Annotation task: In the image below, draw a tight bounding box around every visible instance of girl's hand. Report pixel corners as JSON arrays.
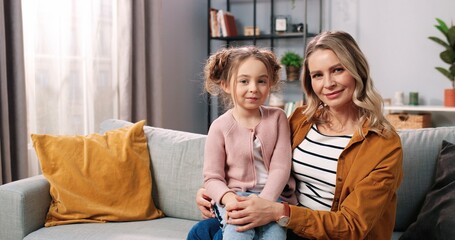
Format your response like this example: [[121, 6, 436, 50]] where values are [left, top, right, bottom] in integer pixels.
[[196, 188, 215, 219], [221, 192, 238, 221], [225, 194, 282, 232]]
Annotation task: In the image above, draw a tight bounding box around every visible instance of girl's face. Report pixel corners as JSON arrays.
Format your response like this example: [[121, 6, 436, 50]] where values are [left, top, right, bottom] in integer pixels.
[[224, 57, 270, 112], [308, 49, 356, 111]]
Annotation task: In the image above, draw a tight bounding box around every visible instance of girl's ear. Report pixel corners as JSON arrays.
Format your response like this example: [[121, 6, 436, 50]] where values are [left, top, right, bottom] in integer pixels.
[[221, 79, 231, 94]]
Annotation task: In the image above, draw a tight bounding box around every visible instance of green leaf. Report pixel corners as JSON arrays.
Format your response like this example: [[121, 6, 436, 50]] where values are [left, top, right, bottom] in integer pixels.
[[436, 25, 448, 37], [436, 18, 449, 32], [436, 67, 453, 80], [447, 27, 455, 47], [429, 36, 450, 48], [440, 49, 455, 64], [450, 64, 455, 78]]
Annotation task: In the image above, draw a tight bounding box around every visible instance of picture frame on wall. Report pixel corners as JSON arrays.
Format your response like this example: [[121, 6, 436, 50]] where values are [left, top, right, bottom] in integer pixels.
[[274, 16, 288, 32]]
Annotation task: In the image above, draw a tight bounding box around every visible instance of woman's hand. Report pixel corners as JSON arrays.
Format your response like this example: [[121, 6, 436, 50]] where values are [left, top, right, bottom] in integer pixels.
[[225, 194, 283, 232], [196, 188, 215, 219]]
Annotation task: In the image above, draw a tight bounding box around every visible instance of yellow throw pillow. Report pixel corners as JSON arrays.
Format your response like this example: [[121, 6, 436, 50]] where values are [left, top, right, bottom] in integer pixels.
[[31, 120, 164, 227]]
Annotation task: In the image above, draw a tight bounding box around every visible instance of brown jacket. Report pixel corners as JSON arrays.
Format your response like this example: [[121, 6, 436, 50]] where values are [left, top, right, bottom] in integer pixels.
[[287, 107, 403, 240]]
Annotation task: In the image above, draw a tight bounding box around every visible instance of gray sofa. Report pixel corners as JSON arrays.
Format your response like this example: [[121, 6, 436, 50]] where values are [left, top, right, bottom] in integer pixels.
[[0, 119, 454, 240]]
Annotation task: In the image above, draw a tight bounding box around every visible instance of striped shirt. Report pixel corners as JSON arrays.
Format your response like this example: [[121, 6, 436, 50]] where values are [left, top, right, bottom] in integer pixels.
[[292, 125, 351, 210]]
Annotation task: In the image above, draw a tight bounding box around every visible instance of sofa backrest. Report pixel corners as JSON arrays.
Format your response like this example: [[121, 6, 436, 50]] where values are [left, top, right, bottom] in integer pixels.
[[395, 126, 455, 231], [100, 119, 206, 221], [100, 120, 455, 229]]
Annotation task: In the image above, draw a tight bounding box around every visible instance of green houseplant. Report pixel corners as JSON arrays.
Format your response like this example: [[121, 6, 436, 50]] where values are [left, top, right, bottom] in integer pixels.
[[429, 18, 455, 106], [280, 51, 303, 81]]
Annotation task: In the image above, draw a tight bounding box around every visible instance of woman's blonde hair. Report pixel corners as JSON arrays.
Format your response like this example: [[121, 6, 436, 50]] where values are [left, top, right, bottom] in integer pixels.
[[301, 31, 394, 136], [204, 46, 281, 109]]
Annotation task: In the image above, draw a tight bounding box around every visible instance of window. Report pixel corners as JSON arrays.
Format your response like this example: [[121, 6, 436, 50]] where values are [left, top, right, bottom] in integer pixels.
[[22, 0, 126, 175]]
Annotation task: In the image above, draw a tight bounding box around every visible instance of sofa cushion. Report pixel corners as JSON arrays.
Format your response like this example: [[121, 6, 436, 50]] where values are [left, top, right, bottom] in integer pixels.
[[100, 119, 206, 221], [31, 120, 164, 227], [23, 218, 198, 240], [395, 127, 455, 231], [399, 140, 455, 239]]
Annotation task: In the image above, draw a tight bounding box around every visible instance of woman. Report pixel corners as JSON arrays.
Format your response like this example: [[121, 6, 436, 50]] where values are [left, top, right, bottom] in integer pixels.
[[188, 31, 403, 240]]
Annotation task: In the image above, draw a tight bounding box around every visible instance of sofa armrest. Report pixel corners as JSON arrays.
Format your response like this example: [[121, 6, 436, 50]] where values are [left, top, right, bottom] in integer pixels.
[[0, 175, 51, 240]]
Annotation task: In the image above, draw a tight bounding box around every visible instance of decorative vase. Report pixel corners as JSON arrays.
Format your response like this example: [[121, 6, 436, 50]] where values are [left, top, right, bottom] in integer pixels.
[[444, 89, 455, 107], [285, 66, 301, 81]]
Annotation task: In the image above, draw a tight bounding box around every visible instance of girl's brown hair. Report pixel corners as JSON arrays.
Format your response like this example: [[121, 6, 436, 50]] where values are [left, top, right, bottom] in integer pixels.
[[204, 46, 281, 109]]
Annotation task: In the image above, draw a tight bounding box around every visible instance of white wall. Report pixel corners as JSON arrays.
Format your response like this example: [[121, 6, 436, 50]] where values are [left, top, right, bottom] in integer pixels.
[[328, 0, 455, 126], [329, 0, 455, 105]]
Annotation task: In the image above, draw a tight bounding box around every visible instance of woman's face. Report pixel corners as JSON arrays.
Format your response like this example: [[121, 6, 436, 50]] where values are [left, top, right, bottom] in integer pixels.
[[308, 49, 356, 111]]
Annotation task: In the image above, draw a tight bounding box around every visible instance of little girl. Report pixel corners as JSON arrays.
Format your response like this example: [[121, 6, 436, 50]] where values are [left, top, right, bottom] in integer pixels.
[[202, 46, 296, 240]]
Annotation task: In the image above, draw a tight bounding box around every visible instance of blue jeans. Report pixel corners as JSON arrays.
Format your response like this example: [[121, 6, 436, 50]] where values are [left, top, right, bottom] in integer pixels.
[[187, 218, 307, 240], [187, 218, 222, 240], [213, 192, 286, 240]]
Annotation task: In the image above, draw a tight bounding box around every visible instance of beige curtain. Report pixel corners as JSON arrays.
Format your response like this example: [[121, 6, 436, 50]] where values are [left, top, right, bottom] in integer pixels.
[[21, 0, 160, 176], [0, 0, 28, 184], [21, 0, 136, 176], [1, 0, 158, 181], [128, 0, 158, 123]]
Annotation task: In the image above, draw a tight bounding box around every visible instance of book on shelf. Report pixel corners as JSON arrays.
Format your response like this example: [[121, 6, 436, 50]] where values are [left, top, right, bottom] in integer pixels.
[[217, 10, 228, 37], [211, 9, 238, 37], [222, 11, 238, 37], [209, 8, 220, 37]]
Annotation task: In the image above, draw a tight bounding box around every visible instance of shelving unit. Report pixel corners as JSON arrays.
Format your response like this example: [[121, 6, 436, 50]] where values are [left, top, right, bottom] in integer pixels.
[[384, 105, 455, 112], [384, 105, 455, 128], [206, 0, 322, 126]]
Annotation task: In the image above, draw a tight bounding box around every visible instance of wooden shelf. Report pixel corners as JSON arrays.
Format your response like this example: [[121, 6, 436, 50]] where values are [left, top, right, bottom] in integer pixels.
[[384, 105, 455, 112]]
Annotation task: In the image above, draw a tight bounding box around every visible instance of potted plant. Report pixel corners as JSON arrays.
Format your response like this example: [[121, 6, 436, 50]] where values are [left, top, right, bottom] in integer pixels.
[[280, 51, 303, 81], [429, 18, 455, 106]]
